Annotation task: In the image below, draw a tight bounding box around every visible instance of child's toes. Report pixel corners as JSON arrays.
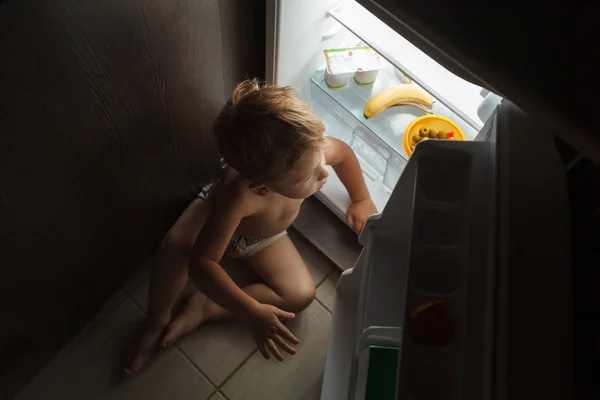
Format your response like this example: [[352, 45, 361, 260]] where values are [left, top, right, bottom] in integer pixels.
[[122, 323, 165, 375], [124, 352, 150, 375], [160, 337, 175, 349], [160, 326, 179, 348]]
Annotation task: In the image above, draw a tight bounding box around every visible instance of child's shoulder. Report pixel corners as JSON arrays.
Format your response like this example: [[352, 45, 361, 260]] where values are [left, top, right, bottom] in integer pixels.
[[323, 136, 345, 165], [211, 171, 262, 216]]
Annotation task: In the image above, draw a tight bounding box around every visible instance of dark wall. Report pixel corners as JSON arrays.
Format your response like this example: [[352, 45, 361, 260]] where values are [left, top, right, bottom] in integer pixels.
[[0, 0, 264, 347]]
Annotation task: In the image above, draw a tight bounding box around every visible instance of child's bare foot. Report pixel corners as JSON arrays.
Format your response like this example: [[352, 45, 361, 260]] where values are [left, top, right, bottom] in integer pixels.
[[123, 321, 166, 375], [161, 291, 212, 348]]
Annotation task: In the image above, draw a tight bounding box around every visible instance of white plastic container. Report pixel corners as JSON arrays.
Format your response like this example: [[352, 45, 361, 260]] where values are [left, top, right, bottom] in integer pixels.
[[353, 69, 379, 85], [324, 46, 385, 88], [324, 68, 352, 89]]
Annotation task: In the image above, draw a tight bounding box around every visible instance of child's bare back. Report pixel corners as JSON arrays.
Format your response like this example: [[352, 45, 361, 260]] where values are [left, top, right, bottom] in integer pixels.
[[123, 79, 377, 374]]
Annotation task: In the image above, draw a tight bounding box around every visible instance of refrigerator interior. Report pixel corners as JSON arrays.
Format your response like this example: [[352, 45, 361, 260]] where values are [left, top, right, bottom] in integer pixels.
[[267, 0, 502, 219]]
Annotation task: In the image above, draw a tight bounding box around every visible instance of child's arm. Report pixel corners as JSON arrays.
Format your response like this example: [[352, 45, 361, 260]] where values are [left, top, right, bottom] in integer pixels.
[[324, 137, 378, 232], [188, 187, 298, 357], [188, 196, 256, 317]]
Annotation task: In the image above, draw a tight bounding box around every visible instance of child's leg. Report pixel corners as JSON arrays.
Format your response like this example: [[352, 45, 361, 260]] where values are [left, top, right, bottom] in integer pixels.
[[162, 234, 315, 343], [124, 198, 209, 374]]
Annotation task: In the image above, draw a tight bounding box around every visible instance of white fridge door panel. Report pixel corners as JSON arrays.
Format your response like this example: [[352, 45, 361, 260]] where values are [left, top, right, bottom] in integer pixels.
[[267, 0, 357, 101]]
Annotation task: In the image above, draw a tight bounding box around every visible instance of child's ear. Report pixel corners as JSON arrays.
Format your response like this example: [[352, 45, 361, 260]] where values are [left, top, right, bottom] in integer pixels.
[[249, 182, 269, 196]]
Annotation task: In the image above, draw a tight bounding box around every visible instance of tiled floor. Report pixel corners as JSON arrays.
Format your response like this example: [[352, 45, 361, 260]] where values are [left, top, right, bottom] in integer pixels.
[[16, 230, 341, 400]]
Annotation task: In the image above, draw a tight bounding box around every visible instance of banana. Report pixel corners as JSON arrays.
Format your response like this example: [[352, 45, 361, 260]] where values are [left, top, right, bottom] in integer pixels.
[[364, 84, 433, 119]]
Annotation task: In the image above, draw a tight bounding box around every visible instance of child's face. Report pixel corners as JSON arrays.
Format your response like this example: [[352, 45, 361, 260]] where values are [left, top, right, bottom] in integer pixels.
[[268, 149, 329, 199]]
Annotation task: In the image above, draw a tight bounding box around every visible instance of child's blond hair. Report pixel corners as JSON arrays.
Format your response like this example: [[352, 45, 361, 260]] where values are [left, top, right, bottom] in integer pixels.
[[214, 79, 325, 183]]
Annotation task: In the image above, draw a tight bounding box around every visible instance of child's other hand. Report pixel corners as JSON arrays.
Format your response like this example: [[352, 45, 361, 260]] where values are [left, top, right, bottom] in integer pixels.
[[347, 197, 378, 233], [245, 303, 299, 361]]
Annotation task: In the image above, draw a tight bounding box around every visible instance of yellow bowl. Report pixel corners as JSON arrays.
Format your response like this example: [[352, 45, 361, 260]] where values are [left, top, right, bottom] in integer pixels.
[[403, 115, 466, 156]]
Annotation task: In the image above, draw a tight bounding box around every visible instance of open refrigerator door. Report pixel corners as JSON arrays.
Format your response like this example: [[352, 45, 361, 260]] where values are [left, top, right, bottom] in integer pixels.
[[267, 0, 502, 220], [318, 107, 498, 400]]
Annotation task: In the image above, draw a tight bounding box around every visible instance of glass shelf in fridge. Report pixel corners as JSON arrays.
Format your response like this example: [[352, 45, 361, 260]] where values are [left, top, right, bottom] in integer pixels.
[[310, 66, 478, 192]]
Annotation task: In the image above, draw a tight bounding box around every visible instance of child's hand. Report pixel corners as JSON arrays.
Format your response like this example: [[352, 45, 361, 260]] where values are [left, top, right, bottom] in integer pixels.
[[244, 303, 299, 361], [347, 197, 378, 232]]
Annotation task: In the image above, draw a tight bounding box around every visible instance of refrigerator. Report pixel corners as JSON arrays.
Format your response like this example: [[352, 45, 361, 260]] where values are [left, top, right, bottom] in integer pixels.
[[266, 1, 574, 399]]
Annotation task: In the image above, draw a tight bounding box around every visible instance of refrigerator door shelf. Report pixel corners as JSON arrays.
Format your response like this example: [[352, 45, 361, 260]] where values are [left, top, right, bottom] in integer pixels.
[[328, 1, 492, 130], [345, 138, 496, 400]]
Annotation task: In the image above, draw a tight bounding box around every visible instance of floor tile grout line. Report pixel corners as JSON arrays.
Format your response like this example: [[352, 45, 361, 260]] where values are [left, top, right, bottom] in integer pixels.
[[314, 298, 333, 315], [174, 345, 219, 391], [127, 294, 223, 392], [130, 294, 148, 314], [315, 267, 336, 289], [126, 264, 333, 395], [126, 283, 145, 297], [126, 296, 220, 391], [315, 266, 335, 288], [217, 389, 231, 400], [217, 347, 259, 390]]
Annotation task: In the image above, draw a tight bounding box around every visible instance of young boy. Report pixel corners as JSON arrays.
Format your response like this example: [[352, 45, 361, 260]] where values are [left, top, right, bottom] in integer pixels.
[[124, 79, 377, 374]]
